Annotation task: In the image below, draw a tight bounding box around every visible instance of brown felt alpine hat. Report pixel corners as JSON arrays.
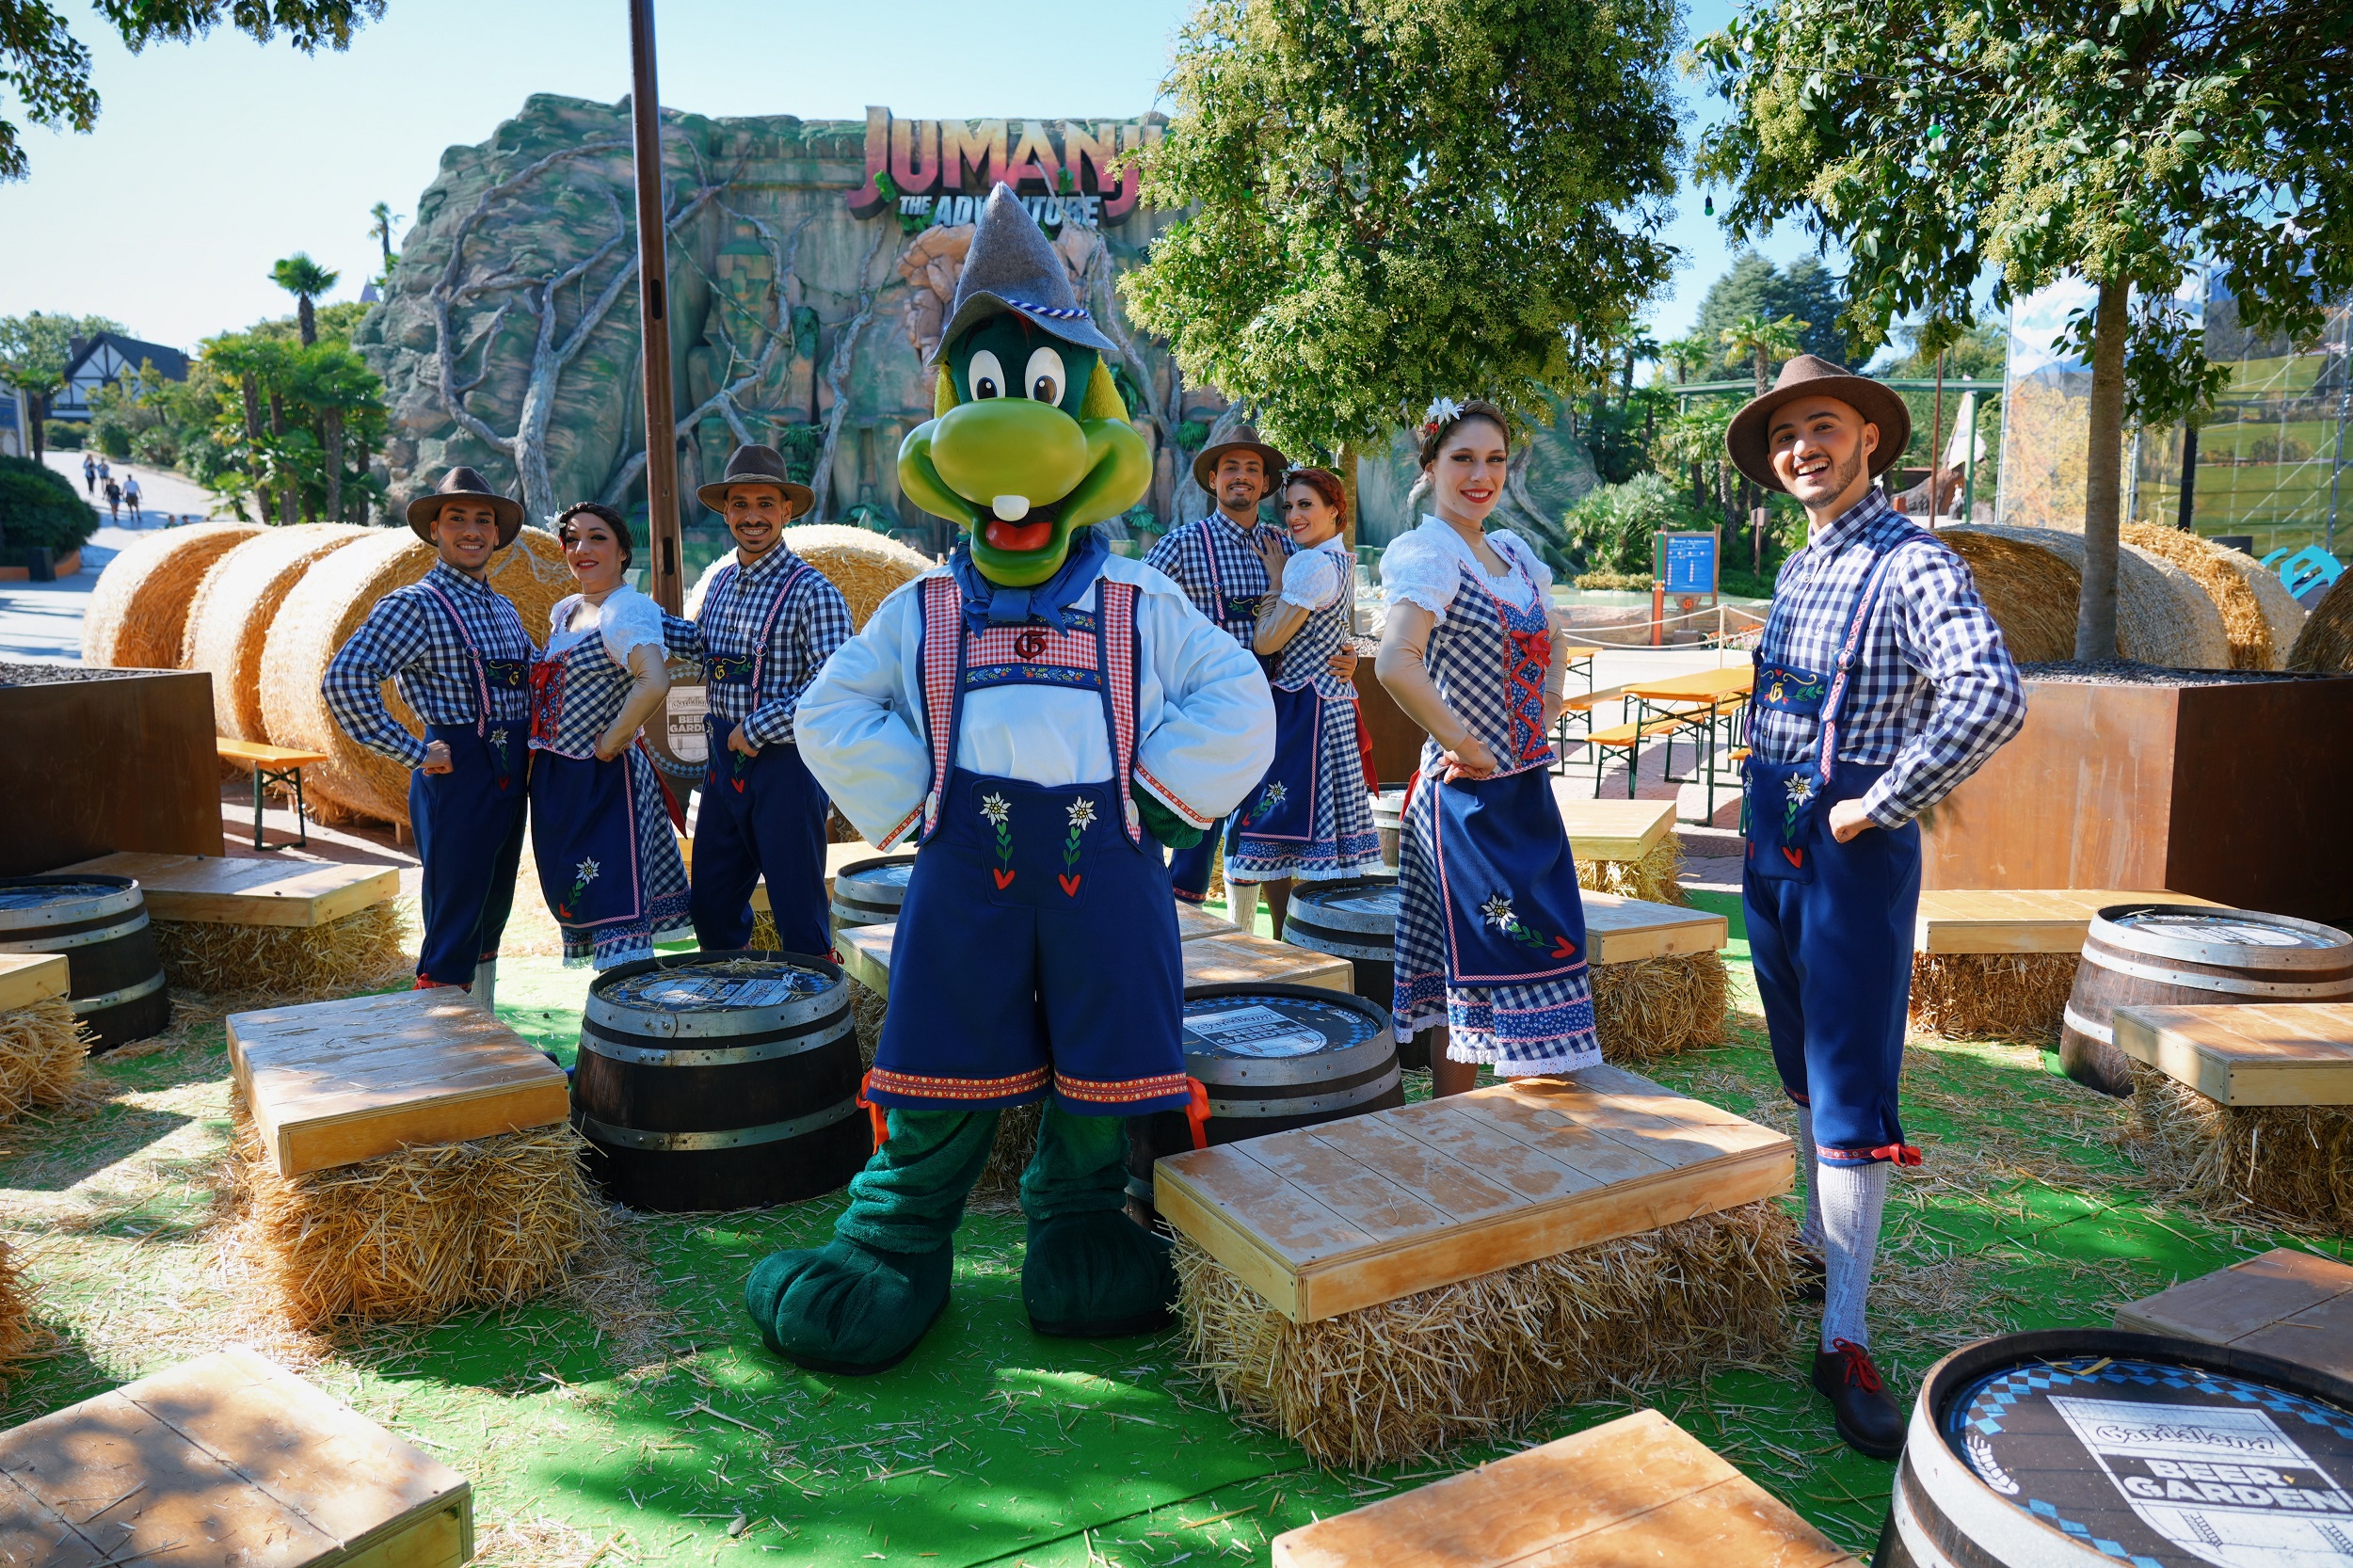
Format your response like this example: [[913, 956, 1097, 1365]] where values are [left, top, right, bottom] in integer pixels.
[[696, 443, 815, 520], [1192, 425, 1289, 494], [1725, 355, 1913, 493], [405, 466, 524, 546]]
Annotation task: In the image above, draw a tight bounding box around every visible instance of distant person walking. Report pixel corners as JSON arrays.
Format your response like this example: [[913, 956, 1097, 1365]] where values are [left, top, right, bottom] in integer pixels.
[[82, 456, 95, 495], [123, 474, 142, 522], [103, 479, 121, 522], [97, 456, 111, 484]]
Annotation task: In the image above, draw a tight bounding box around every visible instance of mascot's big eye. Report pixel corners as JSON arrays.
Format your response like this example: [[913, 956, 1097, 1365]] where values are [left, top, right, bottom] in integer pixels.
[[1024, 346, 1065, 406], [968, 350, 1005, 401]]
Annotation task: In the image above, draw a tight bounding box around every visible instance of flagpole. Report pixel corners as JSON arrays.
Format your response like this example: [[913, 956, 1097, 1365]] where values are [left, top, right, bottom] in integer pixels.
[[629, 0, 683, 614]]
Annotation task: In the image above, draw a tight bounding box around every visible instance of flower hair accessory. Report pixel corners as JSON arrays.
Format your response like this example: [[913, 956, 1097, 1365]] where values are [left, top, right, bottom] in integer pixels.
[[1420, 396, 1465, 437]]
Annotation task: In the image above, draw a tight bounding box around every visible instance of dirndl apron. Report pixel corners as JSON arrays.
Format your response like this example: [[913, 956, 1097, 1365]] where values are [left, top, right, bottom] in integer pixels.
[[1391, 552, 1599, 1074]]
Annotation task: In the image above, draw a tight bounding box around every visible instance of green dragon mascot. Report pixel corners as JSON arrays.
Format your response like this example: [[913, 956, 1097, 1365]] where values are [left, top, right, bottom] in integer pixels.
[[746, 184, 1275, 1374]]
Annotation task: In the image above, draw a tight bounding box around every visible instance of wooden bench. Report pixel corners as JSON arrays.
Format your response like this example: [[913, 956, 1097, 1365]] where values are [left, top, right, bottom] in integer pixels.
[[1583, 890, 1726, 965], [0, 953, 67, 1015], [2111, 1001, 2353, 1106], [838, 919, 1350, 1002], [2116, 1249, 2353, 1381], [216, 737, 331, 850], [1272, 1409, 1858, 1568], [1554, 792, 1677, 866], [1913, 888, 2218, 953], [0, 1347, 472, 1568]]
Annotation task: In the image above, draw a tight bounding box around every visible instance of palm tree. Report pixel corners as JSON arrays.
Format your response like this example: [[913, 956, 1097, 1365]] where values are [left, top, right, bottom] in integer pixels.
[[1661, 334, 1714, 387], [1618, 330, 1660, 402], [269, 254, 340, 346], [368, 203, 401, 283], [1720, 312, 1809, 397]]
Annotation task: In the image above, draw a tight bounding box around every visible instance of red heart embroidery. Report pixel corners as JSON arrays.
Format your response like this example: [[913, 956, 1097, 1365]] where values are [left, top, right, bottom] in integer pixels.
[[992, 868, 1016, 889], [1058, 873, 1081, 897], [1551, 936, 1577, 959], [1782, 846, 1803, 868]]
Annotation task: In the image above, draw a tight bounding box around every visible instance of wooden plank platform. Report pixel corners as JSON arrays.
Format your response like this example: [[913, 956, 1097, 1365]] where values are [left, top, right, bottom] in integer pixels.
[[0, 953, 67, 1014], [1176, 902, 1234, 942], [1913, 888, 2218, 954], [0, 1346, 472, 1568], [2110, 1002, 2353, 1106], [838, 920, 1350, 1000], [228, 989, 571, 1177], [1582, 890, 1726, 965], [64, 852, 398, 929], [2116, 1249, 2353, 1381], [1552, 792, 1677, 864], [1156, 1062, 1792, 1322], [1272, 1408, 1857, 1568]]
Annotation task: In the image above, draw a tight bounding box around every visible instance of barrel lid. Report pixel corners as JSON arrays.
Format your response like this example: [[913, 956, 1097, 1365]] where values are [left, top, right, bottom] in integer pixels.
[[0, 876, 142, 925], [1289, 878, 1400, 932], [838, 856, 917, 891], [2095, 904, 2353, 969], [1180, 984, 1391, 1085], [1937, 1346, 2353, 1565], [589, 954, 843, 1038]]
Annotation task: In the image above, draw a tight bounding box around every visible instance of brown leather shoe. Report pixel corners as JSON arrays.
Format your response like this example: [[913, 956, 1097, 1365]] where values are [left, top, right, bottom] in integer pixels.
[[1812, 1338, 1905, 1460]]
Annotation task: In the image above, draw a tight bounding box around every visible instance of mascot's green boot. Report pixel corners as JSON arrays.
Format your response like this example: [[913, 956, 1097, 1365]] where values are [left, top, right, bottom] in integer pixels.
[[746, 1103, 1176, 1372]]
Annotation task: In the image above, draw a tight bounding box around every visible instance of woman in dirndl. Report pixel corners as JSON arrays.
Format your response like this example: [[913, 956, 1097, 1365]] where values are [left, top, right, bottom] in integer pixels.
[[1375, 400, 1596, 1096], [1225, 468, 1385, 936], [527, 503, 694, 968]]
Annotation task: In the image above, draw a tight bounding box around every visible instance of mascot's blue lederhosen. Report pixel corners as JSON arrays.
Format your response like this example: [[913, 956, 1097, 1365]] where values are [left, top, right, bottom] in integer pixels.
[[1742, 542, 1923, 1167], [408, 579, 531, 988], [690, 556, 832, 957], [865, 574, 1191, 1116], [1227, 547, 1382, 885], [1160, 520, 1289, 903], [1392, 553, 1600, 1071], [527, 621, 694, 968]]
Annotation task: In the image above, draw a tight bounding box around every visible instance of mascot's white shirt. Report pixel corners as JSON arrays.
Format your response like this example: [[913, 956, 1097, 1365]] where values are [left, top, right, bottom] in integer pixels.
[[798, 553, 1274, 849]]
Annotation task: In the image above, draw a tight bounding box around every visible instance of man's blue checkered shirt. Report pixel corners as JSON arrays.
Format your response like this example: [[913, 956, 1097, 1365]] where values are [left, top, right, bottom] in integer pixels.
[[671, 544, 854, 749], [1749, 488, 2026, 828], [320, 561, 535, 770]]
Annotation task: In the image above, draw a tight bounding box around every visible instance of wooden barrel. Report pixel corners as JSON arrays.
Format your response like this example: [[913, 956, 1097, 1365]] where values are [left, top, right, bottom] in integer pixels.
[[1876, 1327, 2353, 1567], [2059, 903, 2353, 1096], [1126, 982, 1405, 1216], [571, 952, 870, 1212], [1371, 788, 1406, 870], [1281, 875, 1425, 1068], [830, 855, 917, 932], [0, 874, 169, 1051]]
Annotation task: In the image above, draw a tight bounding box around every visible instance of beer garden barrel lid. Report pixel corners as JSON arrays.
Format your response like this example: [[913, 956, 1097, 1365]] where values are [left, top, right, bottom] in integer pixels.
[[600, 958, 834, 1013], [840, 858, 917, 889], [0, 879, 130, 909], [1181, 989, 1383, 1063]]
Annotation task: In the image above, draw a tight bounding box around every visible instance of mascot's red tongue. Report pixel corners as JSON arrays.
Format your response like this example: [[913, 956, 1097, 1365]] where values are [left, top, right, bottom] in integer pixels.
[[984, 518, 1053, 552]]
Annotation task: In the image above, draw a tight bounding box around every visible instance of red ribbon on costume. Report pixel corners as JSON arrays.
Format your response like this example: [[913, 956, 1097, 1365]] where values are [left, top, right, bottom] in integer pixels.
[[1872, 1144, 1924, 1167], [1183, 1078, 1211, 1151], [857, 1070, 888, 1154]]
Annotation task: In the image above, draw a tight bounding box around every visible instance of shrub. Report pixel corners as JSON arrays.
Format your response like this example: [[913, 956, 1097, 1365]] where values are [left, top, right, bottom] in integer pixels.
[[1561, 472, 1707, 575], [1573, 569, 1655, 591], [0, 455, 97, 552], [43, 422, 84, 451], [96, 422, 131, 458]]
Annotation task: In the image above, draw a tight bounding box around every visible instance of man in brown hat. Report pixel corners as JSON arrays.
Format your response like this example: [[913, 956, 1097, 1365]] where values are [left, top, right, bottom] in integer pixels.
[[324, 467, 536, 1008], [674, 443, 855, 955], [1725, 356, 2025, 1458]]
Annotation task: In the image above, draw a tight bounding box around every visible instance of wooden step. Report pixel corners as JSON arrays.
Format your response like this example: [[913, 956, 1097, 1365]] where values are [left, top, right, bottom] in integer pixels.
[[1272, 1408, 1856, 1568], [2111, 1001, 2353, 1106], [1176, 902, 1236, 942], [1156, 1062, 1791, 1323], [0, 1346, 471, 1568], [2116, 1248, 2353, 1381], [216, 737, 331, 769], [0, 953, 67, 1014], [64, 852, 397, 930], [1581, 890, 1725, 965], [1913, 887, 2218, 954], [228, 989, 570, 1177], [839, 920, 1351, 1001], [1551, 792, 1677, 863]]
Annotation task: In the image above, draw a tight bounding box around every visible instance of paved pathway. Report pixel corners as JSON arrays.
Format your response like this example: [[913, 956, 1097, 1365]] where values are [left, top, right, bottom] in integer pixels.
[[42, 450, 226, 527], [1, 456, 239, 664]]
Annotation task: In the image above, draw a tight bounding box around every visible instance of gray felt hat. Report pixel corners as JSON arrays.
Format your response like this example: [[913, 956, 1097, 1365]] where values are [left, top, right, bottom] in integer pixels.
[[929, 183, 1119, 365]]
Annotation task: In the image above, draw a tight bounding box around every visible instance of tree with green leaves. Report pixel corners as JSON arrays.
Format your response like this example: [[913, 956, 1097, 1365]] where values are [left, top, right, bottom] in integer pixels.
[[1693, 252, 1849, 371], [1696, 0, 2353, 661], [0, 310, 124, 458], [269, 254, 340, 347], [1720, 311, 1809, 397], [1122, 0, 1683, 543], [1, 2, 385, 181], [1659, 333, 1716, 386], [368, 201, 401, 283]]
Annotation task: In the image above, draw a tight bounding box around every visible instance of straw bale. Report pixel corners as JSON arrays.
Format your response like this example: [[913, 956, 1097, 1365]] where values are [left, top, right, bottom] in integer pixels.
[[2121, 523, 2277, 670], [1941, 524, 2232, 668], [1577, 834, 1686, 905], [2122, 1062, 2353, 1230], [81, 521, 264, 669], [1593, 952, 1729, 1062], [1176, 1198, 1795, 1467], [0, 998, 88, 1122], [686, 523, 933, 631], [0, 1237, 39, 1385], [152, 904, 408, 1000], [260, 527, 571, 825], [2289, 570, 2353, 674], [181, 523, 370, 738], [2220, 552, 2309, 669], [228, 1107, 597, 1328], [749, 908, 779, 952], [1910, 952, 2079, 1043]]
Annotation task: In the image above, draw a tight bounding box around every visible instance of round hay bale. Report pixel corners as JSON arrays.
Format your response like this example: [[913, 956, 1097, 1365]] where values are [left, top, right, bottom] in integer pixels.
[[2289, 569, 2353, 674], [181, 524, 371, 739], [686, 524, 933, 631], [2121, 522, 2276, 670], [260, 527, 572, 826], [81, 521, 264, 668], [1939, 524, 2231, 668], [2218, 551, 2309, 669]]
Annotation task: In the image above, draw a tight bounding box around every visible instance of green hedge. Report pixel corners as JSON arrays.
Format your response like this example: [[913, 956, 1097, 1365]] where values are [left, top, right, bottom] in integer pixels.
[[0, 456, 98, 552]]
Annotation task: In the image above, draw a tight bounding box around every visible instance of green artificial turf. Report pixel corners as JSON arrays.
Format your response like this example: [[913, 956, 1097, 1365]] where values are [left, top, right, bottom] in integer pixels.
[[2, 942, 2345, 1565]]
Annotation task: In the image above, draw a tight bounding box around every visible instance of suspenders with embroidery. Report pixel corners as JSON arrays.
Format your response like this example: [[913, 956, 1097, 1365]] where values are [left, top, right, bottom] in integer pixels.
[[702, 558, 809, 788], [422, 580, 529, 787], [916, 574, 1144, 849]]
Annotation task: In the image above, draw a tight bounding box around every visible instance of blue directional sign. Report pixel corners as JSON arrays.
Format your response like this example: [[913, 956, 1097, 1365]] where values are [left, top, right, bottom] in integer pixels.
[[1659, 532, 1718, 597]]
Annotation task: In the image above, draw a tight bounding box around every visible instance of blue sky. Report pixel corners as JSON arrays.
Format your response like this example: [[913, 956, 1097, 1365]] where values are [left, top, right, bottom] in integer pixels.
[[0, 0, 1821, 355]]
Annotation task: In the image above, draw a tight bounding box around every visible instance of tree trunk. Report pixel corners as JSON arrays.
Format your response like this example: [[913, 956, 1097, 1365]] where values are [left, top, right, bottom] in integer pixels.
[[324, 408, 344, 522], [2075, 275, 2131, 662], [239, 374, 269, 522], [1338, 440, 1359, 552], [1754, 347, 1769, 399], [26, 393, 44, 463], [267, 392, 298, 525], [297, 296, 317, 348]]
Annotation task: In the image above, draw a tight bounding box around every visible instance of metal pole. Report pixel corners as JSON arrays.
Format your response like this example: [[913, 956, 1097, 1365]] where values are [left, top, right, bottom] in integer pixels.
[[1929, 350, 1945, 520], [630, 0, 684, 615], [2329, 311, 2349, 555]]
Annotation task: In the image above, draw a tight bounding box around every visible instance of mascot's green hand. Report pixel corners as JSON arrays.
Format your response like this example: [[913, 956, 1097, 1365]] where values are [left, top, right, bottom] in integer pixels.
[[1130, 784, 1204, 848]]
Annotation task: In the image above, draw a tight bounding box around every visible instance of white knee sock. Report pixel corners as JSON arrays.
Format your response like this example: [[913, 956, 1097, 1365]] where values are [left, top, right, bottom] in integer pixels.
[[1817, 1159, 1887, 1351], [1794, 1106, 1826, 1251]]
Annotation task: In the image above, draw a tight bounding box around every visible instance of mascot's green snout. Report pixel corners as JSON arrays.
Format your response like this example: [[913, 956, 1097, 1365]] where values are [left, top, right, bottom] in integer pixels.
[[898, 201, 1150, 587]]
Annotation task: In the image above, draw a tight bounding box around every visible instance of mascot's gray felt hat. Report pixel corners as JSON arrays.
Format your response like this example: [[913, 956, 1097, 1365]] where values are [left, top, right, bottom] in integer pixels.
[[696, 443, 815, 519], [1725, 354, 1912, 493], [931, 184, 1119, 364], [406, 466, 523, 546]]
